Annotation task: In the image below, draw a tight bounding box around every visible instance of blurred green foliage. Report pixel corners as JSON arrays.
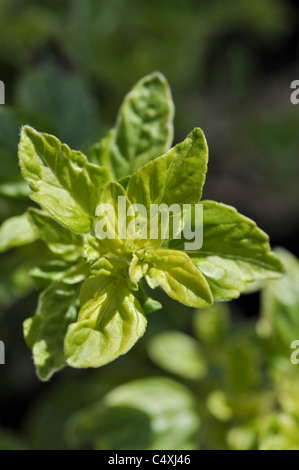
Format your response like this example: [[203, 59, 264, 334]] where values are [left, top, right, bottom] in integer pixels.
[[0, 0, 297, 229], [0, 0, 298, 450], [0, 249, 299, 450]]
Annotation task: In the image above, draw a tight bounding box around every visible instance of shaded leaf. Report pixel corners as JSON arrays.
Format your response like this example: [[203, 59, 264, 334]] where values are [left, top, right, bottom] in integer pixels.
[[29, 260, 89, 291], [23, 282, 81, 381]]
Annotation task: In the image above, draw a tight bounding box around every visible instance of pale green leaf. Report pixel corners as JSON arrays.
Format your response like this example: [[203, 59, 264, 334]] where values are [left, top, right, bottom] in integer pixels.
[[169, 201, 284, 300], [128, 254, 149, 283], [64, 276, 147, 368], [23, 282, 80, 381], [0, 212, 38, 252], [18, 126, 111, 233], [147, 249, 213, 308], [28, 208, 83, 261], [227, 426, 257, 451], [82, 233, 109, 264], [70, 377, 199, 450], [148, 331, 207, 380], [127, 127, 208, 211], [98, 72, 174, 180], [206, 390, 233, 422]]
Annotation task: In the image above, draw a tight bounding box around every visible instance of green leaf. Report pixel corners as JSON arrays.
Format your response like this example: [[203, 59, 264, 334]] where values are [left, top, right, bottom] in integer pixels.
[[128, 254, 149, 283], [227, 426, 257, 451], [88, 129, 115, 168], [127, 127, 208, 211], [0, 212, 38, 252], [224, 339, 261, 393], [258, 249, 299, 353], [24, 380, 104, 451], [0, 242, 50, 309], [18, 126, 111, 233], [28, 208, 83, 261], [193, 303, 231, 344], [23, 282, 80, 381], [97, 72, 174, 180], [148, 331, 207, 380], [134, 280, 162, 315], [206, 390, 233, 422], [64, 276, 147, 368], [69, 377, 200, 450], [118, 175, 131, 191], [103, 377, 199, 449], [258, 414, 299, 450], [82, 233, 109, 264], [29, 260, 89, 291], [147, 249, 213, 308], [90, 254, 126, 278], [169, 201, 284, 300], [0, 253, 34, 307]]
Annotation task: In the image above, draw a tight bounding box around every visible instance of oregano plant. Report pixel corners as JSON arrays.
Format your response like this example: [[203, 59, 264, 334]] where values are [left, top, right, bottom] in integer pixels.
[[0, 72, 283, 380]]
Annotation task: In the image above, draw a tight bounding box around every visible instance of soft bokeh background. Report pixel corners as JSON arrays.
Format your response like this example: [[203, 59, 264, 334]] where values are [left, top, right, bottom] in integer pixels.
[[0, 0, 298, 450]]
